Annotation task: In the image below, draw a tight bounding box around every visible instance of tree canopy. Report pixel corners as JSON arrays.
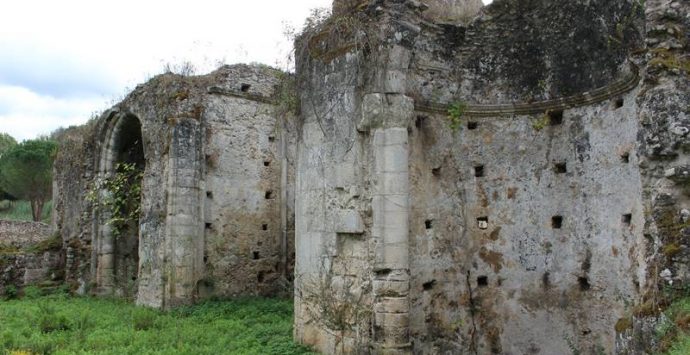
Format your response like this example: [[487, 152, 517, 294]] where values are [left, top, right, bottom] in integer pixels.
[[0, 139, 57, 221], [0, 132, 17, 159], [0, 133, 18, 201]]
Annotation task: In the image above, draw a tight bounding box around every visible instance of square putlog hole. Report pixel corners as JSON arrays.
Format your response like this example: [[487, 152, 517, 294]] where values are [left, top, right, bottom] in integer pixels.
[[621, 152, 630, 163], [552, 216, 563, 229], [262, 224, 268, 231], [423, 280, 436, 291], [474, 165, 485, 178], [241, 83, 251, 92], [477, 276, 488, 287], [613, 97, 624, 109], [467, 121, 478, 130], [578, 276, 591, 291], [548, 110, 564, 125], [415, 115, 426, 128], [265, 191, 274, 199], [425, 220, 433, 230], [477, 217, 489, 230], [622, 214, 632, 226], [554, 162, 567, 174]]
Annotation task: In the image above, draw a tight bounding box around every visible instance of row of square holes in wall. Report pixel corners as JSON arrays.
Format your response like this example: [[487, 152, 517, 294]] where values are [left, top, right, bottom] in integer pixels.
[[426, 214, 626, 292], [469, 152, 630, 178], [443, 109, 631, 179], [203, 129, 275, 250], [471, 153, 630, 179], [427, 274, 592, 291], [461, 97, 625, 131], [424, 213, 633, 231], [463, 109, 564, 131]]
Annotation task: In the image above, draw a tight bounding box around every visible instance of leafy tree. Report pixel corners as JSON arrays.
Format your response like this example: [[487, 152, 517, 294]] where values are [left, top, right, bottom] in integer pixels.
[[0, 133, 18, 201], [0, 139, 57, 221], [0, 132, 17, 158]]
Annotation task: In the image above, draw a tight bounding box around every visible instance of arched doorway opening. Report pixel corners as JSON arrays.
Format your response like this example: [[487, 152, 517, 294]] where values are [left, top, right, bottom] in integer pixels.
[[96, 113, 145, 299]]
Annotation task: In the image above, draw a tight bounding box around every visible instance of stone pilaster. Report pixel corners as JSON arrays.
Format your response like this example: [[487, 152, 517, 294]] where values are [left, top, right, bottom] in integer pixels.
[[361, 93, 414, 353], [162, 118, 204, 307]]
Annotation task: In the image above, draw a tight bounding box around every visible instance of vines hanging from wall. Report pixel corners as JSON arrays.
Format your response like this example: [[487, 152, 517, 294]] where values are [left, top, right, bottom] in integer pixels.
[[87, 163, 143, 239]]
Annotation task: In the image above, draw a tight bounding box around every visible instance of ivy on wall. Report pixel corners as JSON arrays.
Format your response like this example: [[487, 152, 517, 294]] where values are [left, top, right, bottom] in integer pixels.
[[87, 163, 143, 239]]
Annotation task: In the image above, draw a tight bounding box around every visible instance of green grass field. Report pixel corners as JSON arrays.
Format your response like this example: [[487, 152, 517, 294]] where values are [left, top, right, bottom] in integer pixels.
[[0, 200, 52, 223], [0, 292, 313, 355]]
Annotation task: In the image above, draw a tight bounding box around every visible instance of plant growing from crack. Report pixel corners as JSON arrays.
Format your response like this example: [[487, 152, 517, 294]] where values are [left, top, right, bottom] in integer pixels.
[[295, 266, 372, 353], [532, 113, 550, 131], [448, 101, 467, 131]]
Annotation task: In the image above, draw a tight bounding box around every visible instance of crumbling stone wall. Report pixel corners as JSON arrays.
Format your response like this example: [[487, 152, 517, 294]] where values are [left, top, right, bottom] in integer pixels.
[[52, 122, 99, 294], [616, 0, 690, 353], [420, 0, 484, 24], [45, 0, 690, 353], [293, 0, 648, 353], [52, 64, 296, 308], [1, 220, 51, 247], [0, 221, 62, 296]]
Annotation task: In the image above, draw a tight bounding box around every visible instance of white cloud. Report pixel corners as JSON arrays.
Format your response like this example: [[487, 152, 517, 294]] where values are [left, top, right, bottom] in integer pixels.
[[0, 85, 106, 141], [0, 0, 332, 141]]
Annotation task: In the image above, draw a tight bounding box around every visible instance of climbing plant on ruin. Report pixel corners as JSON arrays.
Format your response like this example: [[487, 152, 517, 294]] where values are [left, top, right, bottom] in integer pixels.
[[448, 102, 467, 131], [87, 163, 143, 239]]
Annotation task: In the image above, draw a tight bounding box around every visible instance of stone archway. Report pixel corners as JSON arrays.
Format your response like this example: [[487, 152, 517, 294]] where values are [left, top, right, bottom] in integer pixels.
[[95, 113, 145, 298]]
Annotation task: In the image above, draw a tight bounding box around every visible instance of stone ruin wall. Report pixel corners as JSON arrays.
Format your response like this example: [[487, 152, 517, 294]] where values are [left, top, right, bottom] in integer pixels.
[[40, 0, 690, 353], [617, 0, 690, 353], [292, 0, 662, 353], [52, 122, 98, 293], [0, 220, 62, 296], [51, 64, 297, 307]]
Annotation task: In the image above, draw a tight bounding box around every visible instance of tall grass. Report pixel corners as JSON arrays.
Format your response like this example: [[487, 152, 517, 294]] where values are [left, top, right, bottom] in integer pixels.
[[0, 200, 51, 223], [0, 294, 314, 355]]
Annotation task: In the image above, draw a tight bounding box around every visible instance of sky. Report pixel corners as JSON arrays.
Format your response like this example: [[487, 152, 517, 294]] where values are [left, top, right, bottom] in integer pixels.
[[0, 0, 493, 141]]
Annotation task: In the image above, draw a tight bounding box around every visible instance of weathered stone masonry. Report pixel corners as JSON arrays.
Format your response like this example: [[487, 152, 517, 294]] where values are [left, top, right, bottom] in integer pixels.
[[45, 0, 690, 353], [293, 0, 651, 354], [52, 65, 296, 307]]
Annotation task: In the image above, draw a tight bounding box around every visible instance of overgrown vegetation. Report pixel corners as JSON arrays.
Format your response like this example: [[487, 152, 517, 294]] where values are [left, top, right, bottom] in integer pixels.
[[649, 48, 690, 74], [609, 0, 645, 47], [448, 102, 467, 131], [274, 72, 300, 120], [87, 162, 143, 240], [0, 293, 314, 354], [654, 296, 690, 354], [532, 113, 551, 131]]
